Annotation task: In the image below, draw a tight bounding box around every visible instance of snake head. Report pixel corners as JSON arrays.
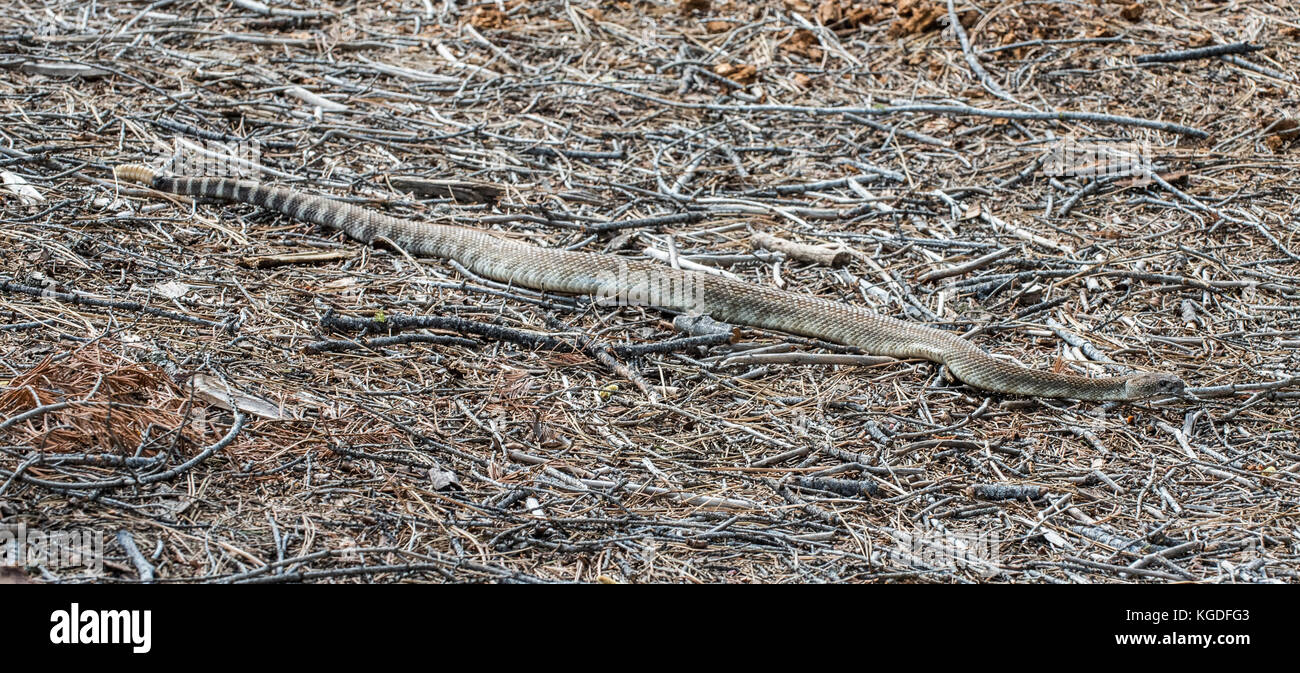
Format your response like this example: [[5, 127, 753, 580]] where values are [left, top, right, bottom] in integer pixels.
[[1124, 373, 1185, 399]]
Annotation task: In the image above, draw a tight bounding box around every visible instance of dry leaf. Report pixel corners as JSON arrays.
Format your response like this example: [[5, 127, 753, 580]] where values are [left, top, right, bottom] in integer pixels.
[[1263, 118, 1300, 151], [817, 0, 878, 27], [818, 0, 842, 24], [153, 281, 191, 299], [189, 374, 293, 420], [781, 29, 824, 61], [714, 62, 758, 84], [2, 171, 44, 205], [468, 7, 509, 29], [429, 465, 462, 491], [889, 0, 944, 37], [320, 277, 359, 291]]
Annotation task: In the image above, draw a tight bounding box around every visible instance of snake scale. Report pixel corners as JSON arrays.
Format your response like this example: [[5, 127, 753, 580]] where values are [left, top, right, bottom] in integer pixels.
[[113, 164, 1184, 401]]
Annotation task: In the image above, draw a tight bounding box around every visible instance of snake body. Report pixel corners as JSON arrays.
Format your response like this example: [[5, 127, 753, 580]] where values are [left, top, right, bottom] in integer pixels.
[[114, 164, 1184, 401]]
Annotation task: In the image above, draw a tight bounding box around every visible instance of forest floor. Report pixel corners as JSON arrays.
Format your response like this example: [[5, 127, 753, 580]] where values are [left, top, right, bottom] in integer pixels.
[[1, 0, 1298, 583]]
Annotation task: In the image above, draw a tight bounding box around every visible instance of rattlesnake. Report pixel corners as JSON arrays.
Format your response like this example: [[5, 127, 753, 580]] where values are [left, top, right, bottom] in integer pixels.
[[113, 164, 1184, 401]]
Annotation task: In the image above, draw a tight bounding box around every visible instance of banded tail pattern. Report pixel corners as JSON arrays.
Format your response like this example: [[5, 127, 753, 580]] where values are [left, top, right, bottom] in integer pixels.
[[114, 164, 440, 255]]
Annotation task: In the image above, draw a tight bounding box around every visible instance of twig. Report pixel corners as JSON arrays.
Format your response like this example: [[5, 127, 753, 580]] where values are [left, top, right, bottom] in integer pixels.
[[1136, 42, 1263, 64]]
